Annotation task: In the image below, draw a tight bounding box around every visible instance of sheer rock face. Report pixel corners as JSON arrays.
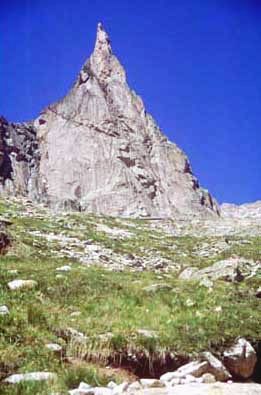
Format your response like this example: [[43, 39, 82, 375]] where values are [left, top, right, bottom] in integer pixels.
[[0, 117, 40, 200], [0, 24, 219, 217]]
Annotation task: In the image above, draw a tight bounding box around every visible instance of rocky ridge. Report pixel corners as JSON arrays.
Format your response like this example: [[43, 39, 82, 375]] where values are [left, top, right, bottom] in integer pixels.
[[0, 24, 219, 218], [221, 201, 261, 220]]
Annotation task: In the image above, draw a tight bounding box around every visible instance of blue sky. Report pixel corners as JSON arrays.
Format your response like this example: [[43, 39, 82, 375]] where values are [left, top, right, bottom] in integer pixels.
[[1, 0, 260, 204]]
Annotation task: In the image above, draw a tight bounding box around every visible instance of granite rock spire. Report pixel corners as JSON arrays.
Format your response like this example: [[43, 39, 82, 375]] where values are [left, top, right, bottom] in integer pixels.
[[0, 24, 219, 217]]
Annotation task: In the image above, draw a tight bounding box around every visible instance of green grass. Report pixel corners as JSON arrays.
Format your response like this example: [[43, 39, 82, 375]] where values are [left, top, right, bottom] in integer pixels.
[[0, 198, 260, 394]]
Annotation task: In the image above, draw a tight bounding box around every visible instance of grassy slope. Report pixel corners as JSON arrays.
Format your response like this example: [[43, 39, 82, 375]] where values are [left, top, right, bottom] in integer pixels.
[[0, 198, 260, 394]]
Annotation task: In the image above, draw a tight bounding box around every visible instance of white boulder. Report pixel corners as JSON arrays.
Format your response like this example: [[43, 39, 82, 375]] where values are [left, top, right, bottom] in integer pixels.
[[4, 371, 57, 384], [0, 305, 10, 315], [8, 279, 38, 291]]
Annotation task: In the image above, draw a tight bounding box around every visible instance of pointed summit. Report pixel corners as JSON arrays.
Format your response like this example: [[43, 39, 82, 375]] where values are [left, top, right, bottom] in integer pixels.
[[89, 22, 125, 85], [1, 24, 219, 218], [94, 22, 112, 55]]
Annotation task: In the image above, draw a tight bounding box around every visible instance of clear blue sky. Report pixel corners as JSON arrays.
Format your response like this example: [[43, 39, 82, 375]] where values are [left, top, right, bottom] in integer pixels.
[[1, 0, 260, 204]]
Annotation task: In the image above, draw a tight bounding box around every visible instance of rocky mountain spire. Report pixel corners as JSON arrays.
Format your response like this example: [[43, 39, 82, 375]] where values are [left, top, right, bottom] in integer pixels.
[[94, 22, 112, 55], [0, 24, 220, 218]]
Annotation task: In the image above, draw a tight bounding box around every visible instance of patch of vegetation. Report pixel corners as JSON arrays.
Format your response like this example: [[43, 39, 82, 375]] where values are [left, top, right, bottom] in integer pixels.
[[0, 198, 260, 393]]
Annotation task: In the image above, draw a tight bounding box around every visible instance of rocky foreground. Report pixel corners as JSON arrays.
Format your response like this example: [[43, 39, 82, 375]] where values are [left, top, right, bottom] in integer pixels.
[[0, 197, 260, 394], [136, 383, 261, 394]]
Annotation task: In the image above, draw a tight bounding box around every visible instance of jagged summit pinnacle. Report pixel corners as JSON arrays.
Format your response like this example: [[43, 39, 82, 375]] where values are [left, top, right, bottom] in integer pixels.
[[0, 25, 220, 218], [94, 22, 112, 54]]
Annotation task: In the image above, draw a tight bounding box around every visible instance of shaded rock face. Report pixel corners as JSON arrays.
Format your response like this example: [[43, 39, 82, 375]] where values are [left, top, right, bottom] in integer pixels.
[[0, 117, 40, 200], [223, 338, 257, 379], [0, 219, 11, 255], [0, 231, 10, 255], [0, 24, 219, 218]]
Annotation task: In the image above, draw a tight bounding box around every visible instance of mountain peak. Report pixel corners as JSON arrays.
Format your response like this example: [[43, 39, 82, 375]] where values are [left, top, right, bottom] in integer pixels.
[[0, 25, 220, 218], [94, 22, 112, 55]]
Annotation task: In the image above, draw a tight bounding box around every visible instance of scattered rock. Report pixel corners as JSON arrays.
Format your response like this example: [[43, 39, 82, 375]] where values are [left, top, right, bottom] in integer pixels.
[[107, 381, 117, 390], [179, 267, 198, 281], [202, 351, 231, 381], [127, 381, 142, 392], [0, 305, 10, 315], [55, 265, 71, 272], [7, 279, 38, 291], [69, 388, 94, 395], [69, 382, 94, 395], [169, 377, 182, 386], [137, 329, 158, 338], [96, 224, 133, 239], [64, 327, 88, 344], [140, 379, 164, 388], [160, 371, 178, 383], [70, 311, 81, 317], [112, 381, 129, 394], [199, 277, 213, 288], [160, 361, 209, 382], [4, 371, 57, 384], [223, 338, 257, 379], [179, 257, 260, 283], [45, 343, 62, 353], [182, 374, 198, 384], [94, 387, 112, 395], [143, 283, 172, 293], [201, 373, 216, 383]]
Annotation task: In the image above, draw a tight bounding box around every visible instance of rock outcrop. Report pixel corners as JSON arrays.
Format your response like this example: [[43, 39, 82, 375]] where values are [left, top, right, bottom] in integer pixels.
[[179, 257, 260, 283], [0, 116, 40, 200], [0, 24, 219, 218], [221, 201, 261, 220], [223, 338, 257, 379], [0, 231, 10, 255]]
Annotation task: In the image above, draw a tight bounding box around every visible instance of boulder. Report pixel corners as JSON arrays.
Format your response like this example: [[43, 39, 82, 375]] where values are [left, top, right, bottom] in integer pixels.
[[182, 374, 198, 384], [223, 338, 257, 379], [107, 381, 117, 390], [112, 382, 129, 394], [169, 377, 182, 386], [160, 361, 209, 382], [178, 257, 260, 282], [201, 373, 216, 383], [94, 388, 112, 395], [4, 371, 57, 384], [69, 382, 94, 395], [127, 381, 142, 392], [0, 305, 10, 315], [140, 379, 164, 388], [45, 343, 62, 353], [55, 265, 71, 272], [7, 279, 38, 291], [202, 351, 231, 381], [178, 267, 198, 280], [137, 329, 158, 338]]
